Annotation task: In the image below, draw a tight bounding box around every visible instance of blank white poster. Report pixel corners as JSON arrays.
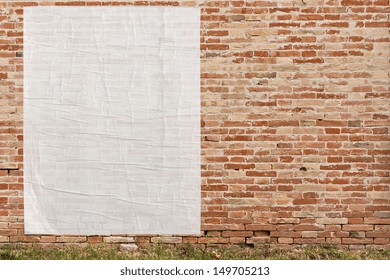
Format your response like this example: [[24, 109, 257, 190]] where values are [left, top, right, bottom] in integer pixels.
[[24, 7, 200, 235]]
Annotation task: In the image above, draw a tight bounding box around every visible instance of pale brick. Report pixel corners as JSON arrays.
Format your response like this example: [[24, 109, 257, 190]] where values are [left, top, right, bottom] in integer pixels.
[[103, 237, 135, 243], [318, 218, 348, 225], [151, 237, 182, 244], [0, 236, 9, 242]]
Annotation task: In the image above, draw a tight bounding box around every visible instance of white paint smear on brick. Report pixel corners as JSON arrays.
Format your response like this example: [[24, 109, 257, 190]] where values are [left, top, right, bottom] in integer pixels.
[[24, 7, 200, 235]]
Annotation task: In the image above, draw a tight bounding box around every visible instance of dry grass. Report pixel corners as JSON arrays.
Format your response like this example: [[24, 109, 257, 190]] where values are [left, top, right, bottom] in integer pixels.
[[1, 244, 389, 260]]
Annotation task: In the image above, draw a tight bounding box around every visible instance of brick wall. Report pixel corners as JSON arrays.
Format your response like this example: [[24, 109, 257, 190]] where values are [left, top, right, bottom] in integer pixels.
[[0, 0, 389, 249]]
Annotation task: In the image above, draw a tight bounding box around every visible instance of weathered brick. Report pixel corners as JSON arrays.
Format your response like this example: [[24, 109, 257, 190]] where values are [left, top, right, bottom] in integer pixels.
[[222, 231, 253, 237], [151, 237, 182, 244], [56, 236, 87, 243], [0, 236, 9, 242], [0, 0, 388, 249], [103, 237, 135, 243], [278, 238, 293, 244], [246, 237, 271, 244], [342, 225, 373, 231], [318, 218, 348, 225]]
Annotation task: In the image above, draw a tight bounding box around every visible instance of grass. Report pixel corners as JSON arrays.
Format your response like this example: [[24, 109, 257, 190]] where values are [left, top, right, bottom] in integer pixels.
[[1, 244, 390, 260]]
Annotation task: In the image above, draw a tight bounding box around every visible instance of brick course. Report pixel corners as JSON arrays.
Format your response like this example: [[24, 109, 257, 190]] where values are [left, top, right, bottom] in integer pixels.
[[0, 0, 389, 248]]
